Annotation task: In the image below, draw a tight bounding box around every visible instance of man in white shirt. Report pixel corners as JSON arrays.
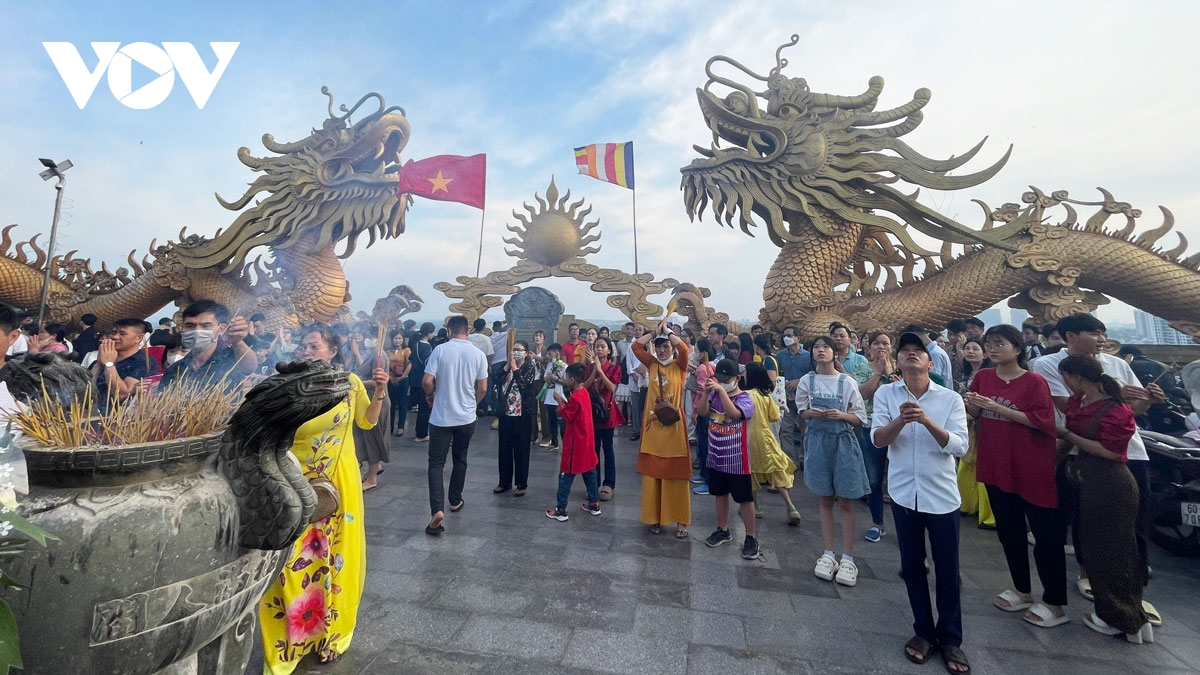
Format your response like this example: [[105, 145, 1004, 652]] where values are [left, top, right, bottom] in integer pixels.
[[872, 332, 970, 671], [1031, 313, 1161, 585], [422, 315, 489, 536]]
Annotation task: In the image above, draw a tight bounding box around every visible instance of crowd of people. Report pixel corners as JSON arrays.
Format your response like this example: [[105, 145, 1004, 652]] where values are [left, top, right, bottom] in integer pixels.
[[3, 304, 1174, 675]]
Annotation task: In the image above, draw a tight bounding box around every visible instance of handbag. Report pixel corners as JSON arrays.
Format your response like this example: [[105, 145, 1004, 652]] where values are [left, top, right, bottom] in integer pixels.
[[652, 367, 681, 426], [309, 476, 341, 523]]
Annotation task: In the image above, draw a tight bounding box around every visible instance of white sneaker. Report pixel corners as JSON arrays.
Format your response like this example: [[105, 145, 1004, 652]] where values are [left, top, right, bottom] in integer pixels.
[[835, 559, 859, 587], [814, 554, 838, 581]]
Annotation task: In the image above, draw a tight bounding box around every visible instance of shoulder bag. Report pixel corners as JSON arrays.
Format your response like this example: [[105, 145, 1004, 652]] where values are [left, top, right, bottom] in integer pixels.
[[652, 366, 681, 426]]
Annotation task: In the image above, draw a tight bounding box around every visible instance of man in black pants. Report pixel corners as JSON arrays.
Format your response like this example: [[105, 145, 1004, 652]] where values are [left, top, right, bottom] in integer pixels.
[[872, 333, 971, 673], [409, 322, 435, 442], [422, 316, 489, 535]]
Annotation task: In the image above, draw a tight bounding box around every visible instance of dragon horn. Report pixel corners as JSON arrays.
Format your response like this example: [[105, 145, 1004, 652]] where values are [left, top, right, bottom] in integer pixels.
[[261, 133, 313, 154], [850, 88, 931, 127], [810, 76, 885, 110]]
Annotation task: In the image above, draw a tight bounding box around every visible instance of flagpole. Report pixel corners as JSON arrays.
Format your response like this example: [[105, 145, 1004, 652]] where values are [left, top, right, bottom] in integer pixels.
[[475, 200, 486, 278], [631, 186, 639, 275]]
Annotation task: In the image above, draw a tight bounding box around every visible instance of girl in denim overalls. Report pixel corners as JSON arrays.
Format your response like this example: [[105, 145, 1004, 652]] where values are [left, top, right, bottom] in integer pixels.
[[798, 336, 870, 587]]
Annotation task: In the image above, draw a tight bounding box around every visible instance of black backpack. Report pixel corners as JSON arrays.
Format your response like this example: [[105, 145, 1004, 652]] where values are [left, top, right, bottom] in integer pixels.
[[589, 389, 609, 426]]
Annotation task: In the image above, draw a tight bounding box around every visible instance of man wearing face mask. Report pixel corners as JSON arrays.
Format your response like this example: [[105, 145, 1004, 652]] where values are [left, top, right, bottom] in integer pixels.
[[775, 325, 814, 461], [158, 299, 257, 391]]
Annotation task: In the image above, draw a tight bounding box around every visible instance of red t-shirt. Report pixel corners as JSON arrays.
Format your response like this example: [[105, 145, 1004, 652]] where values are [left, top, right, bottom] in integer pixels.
[[1065, 395, 1136, 462], [969, 369, 1059, 508], [562, 339, 586, 364], [557, 386, 597, 475], [586, 359, 626, 430]]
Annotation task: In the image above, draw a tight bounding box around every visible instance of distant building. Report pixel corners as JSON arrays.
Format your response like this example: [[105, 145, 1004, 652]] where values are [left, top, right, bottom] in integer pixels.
[[1134, 309, 1189, 345], [1010, 309, 1030, 328], [977, 308, 1003, 328]]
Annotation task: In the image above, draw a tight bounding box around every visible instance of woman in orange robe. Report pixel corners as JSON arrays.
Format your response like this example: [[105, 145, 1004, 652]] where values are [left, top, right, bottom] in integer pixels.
[[633, 318, 692, 538]]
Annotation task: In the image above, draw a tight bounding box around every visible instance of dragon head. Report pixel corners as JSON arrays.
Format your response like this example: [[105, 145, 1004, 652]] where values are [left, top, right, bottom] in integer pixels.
[[176, 88, 412, 273], [681, 35, 1021, 254]]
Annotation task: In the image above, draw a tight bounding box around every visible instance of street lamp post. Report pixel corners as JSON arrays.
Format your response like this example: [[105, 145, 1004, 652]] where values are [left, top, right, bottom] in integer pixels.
[[36, 158, 73, 327]]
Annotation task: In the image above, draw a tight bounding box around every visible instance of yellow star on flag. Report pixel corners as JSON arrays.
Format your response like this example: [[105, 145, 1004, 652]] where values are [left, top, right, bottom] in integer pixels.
[[427, 170, 454, 194]]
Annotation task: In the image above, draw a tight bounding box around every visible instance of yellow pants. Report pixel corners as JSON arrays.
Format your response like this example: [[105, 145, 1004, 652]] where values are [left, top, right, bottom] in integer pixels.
[[957, 459, 994, 527]]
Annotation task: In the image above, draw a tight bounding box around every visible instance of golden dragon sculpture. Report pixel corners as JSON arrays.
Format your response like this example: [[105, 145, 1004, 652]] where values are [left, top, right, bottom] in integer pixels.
[[681, 36, 1200, 342], [0, 88, 412, 329]]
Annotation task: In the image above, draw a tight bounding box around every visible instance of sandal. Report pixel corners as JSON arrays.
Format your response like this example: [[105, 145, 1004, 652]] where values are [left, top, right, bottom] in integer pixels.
[[904, 635, 936, 665], [319, 649, 341, 663], [1076, 575, 1094, 601], [493, 486, 510, 494], [675, 527, 689, 539], [649, 524, 662, 534], [993, 589, 1033, 612], [1142, 600, 1163, 627], [1022, 602, 1070, 628], [599, 486, 614, 501], [449, 500, 465, 512], [940, 645, 970, 674], [514, 488, 526, 497]]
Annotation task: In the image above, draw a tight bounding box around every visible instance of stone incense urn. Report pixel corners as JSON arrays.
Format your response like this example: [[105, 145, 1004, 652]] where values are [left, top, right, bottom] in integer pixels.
[[2, 356, 350, 675]]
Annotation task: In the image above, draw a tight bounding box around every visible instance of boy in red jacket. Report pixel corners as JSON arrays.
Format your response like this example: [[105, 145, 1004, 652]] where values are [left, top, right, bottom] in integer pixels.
[[547, 363, 601, 521]]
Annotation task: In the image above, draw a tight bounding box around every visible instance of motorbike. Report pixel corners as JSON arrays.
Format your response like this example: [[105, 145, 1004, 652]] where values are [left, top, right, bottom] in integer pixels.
[[1143, 429, 1200, 557]]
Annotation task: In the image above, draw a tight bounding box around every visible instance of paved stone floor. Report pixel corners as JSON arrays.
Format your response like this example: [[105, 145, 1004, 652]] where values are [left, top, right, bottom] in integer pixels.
[[248, 421, 1200, 675]]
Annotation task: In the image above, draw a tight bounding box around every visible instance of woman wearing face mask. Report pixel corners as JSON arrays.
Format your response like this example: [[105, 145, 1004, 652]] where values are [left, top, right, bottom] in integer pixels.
[[956, 338, 996, 529], [585, 336, 626, 500], [495, 340, 538, 496], [258, 324, 388, 672], [32, 324, 69, 354], [632, 317, 692, 538]]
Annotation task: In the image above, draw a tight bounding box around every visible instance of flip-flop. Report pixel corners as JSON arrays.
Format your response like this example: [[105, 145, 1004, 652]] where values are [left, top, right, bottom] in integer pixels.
[[514, 488, 526, 497], [675, 527, 688, 539], [1022, 602, 1070, 628], [649, 524, 662, 534], [362, 483, 378, 492], [493, 486, 510, 494], [904, 635, 936, 665], [993, 589, 1034, 612], [449, 500, 464, 512]]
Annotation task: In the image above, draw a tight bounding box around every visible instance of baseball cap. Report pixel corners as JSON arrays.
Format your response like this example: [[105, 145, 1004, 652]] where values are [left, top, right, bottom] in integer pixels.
[[895, 332, 930, 356], [714, 359, 740, 379]]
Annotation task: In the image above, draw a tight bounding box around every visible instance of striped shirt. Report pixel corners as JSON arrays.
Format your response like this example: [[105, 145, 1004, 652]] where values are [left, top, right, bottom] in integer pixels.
[[705, 390, 755, 474]]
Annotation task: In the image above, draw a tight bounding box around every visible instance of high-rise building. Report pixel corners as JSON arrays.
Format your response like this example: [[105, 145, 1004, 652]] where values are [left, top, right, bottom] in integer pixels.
[[1010, 309, 1030, 328], [1133, 309, 1189, 344]]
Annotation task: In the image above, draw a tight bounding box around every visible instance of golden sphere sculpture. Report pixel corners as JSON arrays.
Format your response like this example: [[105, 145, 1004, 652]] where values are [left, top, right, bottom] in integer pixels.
[[504, 177, 600, 268]]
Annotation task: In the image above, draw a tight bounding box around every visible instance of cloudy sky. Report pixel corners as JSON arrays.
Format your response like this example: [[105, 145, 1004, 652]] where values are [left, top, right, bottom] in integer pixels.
[[1, 0, 1197, 328]]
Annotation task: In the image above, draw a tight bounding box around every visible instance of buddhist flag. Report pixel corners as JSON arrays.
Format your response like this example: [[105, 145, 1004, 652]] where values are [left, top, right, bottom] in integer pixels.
[[574, 142, 634, 189], [397, 153, 486, 209]]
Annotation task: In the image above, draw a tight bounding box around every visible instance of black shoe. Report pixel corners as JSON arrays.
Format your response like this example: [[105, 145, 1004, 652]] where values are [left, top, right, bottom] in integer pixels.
[[742, 535, 760, 560], [705, 528, 732, 548]]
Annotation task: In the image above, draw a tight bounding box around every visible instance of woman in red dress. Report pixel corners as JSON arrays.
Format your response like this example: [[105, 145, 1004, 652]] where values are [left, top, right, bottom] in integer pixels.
[[1056, 354, 1151, 644], [584, 336, 625, 500]]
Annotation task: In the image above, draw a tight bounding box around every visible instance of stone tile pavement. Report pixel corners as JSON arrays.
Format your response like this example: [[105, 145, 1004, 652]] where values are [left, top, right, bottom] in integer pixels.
[[247, 421, 1200, 674]]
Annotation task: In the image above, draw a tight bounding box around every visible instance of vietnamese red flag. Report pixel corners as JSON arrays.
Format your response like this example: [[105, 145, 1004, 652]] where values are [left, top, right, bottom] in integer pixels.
[[397, 153, 486, 209]]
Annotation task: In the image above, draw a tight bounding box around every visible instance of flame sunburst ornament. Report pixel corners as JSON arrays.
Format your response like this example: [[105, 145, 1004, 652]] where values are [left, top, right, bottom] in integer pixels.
[[502, 178, 600, 267]]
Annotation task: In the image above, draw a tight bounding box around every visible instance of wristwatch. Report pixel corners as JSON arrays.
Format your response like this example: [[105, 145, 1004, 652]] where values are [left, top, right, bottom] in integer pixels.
[[104, 361, 115, 369]]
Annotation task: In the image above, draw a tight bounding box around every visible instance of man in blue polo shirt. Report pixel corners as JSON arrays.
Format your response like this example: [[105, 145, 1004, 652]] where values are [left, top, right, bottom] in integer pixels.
[[775, 324, 813, 461]]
